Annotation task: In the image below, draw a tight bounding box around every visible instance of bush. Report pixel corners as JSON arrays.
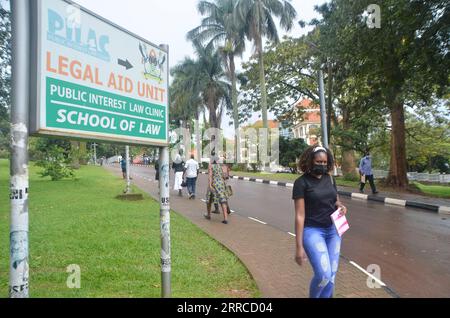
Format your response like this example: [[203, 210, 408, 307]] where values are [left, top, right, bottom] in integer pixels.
[[231, 164, 247, 172], [36, 145, 75, 181], [343, 172, 359, 182]]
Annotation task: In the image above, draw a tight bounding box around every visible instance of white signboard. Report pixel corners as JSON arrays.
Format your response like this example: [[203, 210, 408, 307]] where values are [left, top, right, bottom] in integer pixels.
[[30, 0, 169, 146]]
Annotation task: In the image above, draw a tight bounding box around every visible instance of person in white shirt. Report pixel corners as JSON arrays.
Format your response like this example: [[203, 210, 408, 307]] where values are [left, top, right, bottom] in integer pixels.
[[183, 155, 200, 199]]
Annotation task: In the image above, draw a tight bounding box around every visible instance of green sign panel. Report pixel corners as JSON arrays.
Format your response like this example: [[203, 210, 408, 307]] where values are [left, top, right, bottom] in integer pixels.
[[46, 77, 166, 139], [30, 0, 169, 146]]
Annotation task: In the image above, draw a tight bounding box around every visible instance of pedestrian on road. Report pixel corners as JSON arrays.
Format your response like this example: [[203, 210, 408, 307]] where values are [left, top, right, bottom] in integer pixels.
[[293, 145, 348, 298], [213, 155, 232, 214], [184, 154, 199, 199], [120, 155, 127, 179], [204, 155, 229, 224], [172, 154, 185, 196], [359, 149, 378, 194]]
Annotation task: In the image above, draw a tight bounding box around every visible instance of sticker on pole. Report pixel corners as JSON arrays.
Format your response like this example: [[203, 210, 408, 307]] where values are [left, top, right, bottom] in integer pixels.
[[30, 0, 169, 146]]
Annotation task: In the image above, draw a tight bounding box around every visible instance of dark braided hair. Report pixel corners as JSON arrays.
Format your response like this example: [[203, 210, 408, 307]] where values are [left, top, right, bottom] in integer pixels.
[[298, 145, 334, 174]]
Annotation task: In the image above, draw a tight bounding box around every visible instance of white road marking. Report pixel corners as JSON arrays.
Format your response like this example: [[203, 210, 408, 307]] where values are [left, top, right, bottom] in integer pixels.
[[269, 181, 278, 185], [255, 179, 264, 183], [349, 261, 387, 287], [248, 217, 267, 225]]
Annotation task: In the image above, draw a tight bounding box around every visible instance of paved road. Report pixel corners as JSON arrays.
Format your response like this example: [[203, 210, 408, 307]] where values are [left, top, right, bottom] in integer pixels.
[[128, 165, 450, 298]]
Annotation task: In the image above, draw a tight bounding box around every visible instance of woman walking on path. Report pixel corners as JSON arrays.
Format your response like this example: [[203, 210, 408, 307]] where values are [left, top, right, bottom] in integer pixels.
[[204, 156, 229, 224], [292, 146, 348, 298], [213, 156, 232, 214]]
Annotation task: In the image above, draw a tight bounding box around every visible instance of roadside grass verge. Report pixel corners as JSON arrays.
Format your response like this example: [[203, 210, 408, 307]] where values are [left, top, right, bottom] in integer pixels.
[[0, 159, 259, 298], [412, 182, 450, 199]]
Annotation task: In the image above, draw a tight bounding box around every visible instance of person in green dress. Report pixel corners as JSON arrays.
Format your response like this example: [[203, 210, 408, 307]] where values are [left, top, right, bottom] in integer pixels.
[[204, 155, 229, 224]]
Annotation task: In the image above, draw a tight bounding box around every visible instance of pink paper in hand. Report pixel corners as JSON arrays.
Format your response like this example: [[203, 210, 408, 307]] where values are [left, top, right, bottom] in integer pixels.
[[331, 209, 349, 237]]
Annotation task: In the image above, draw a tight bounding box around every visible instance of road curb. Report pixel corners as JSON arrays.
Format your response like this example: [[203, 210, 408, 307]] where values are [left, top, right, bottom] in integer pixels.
[[196, 171, 449, 214]]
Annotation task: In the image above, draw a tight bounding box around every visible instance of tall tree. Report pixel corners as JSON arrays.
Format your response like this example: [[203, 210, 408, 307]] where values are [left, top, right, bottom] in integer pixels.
[[187, 0, 246, 161], [171, 41, 231, 163], [170, 60, 204, 160], [313, 0, 450, 188], [235, 0, 297, 129]]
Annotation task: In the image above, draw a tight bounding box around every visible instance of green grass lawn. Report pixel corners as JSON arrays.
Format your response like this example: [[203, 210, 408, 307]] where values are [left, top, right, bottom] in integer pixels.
[[413, 182, 450, 199], [0, 159, 259, 298]]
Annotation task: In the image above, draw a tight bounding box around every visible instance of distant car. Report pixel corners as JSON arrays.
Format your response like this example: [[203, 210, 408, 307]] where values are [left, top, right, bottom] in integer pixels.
[[274, 168, 292, 174]]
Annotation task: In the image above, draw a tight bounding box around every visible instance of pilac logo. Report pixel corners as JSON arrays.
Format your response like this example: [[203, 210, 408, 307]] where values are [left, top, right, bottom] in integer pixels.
[[139, 42, 166, 84], [47, 7, 110, 62]]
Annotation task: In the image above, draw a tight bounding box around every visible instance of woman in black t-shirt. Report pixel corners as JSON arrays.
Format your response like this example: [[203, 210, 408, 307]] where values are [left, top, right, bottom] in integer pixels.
[[292, 146, 347, 298]]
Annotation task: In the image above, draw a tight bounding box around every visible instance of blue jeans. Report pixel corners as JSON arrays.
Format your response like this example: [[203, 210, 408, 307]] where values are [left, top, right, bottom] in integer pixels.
[[186, 177, 197, 195], [303, 225, 342, 298]]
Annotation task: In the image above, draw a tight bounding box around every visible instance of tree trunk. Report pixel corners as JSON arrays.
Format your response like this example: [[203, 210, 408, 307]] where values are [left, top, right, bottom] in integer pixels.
[[341, 107, 356, 175], [203, 111, 208, 129], [195, 112, 201, 163], [326, 62, 333, 144], [79, 142, 87, 165], [230, 55, 240, 164], [208, 98, 218, 129], [386, 100, 408, 189], [257, 35, 268, 129], [70, 141, 80, 169]]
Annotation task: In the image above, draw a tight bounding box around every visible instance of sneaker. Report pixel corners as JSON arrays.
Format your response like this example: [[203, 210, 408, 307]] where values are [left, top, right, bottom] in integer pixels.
[[222, 220, 228, 224], [372, 191, 379, 195], [192, 195, 196, 200], [203, 214, 211, 220]]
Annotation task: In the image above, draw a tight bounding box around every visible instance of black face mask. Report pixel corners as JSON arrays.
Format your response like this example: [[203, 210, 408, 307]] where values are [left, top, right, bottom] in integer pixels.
[[312, 164, 328, 175]]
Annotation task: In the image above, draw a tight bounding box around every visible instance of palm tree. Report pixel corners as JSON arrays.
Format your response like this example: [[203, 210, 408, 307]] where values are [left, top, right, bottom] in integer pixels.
[[192, 41, 231, 129], [171, 41, 231, 159], [187, 0, 246, 162], [235, 0, 297, 129], [171, 57, 204, 161]]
